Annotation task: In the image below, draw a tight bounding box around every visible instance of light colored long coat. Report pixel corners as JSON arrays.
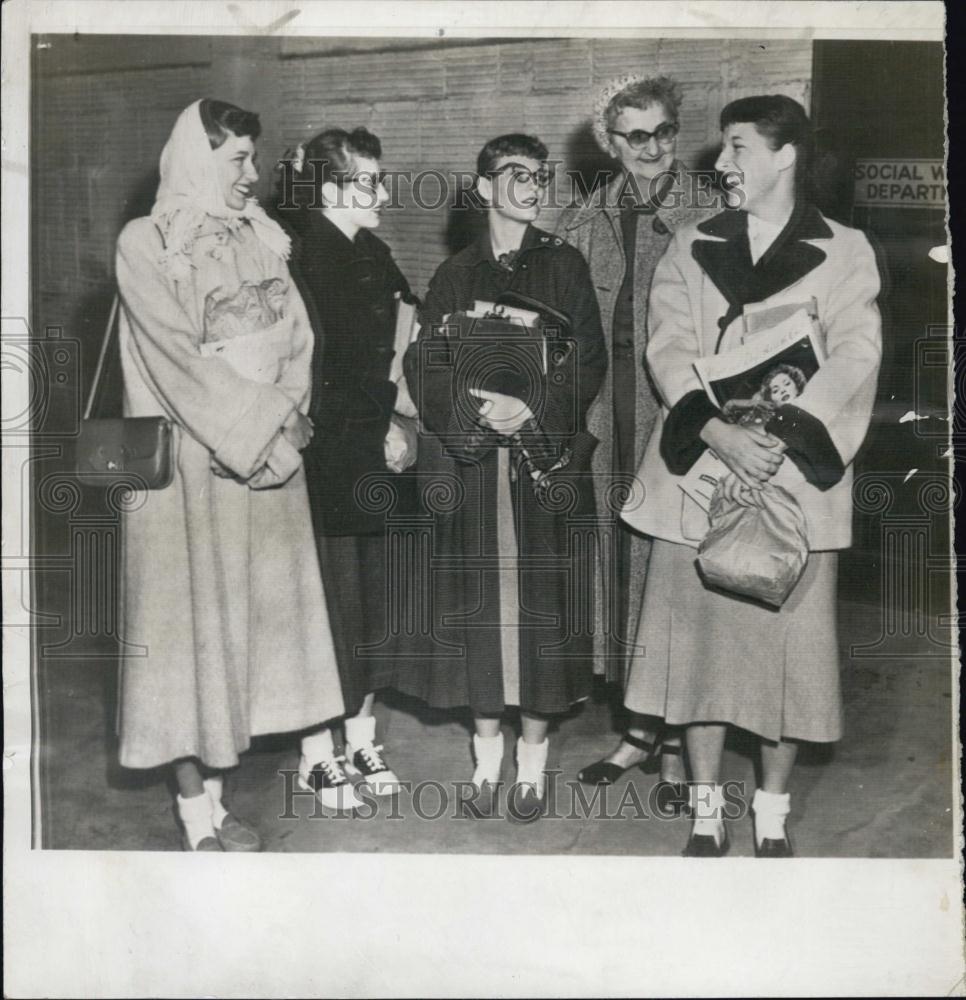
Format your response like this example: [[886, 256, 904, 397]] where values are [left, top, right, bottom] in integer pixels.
[[622, 204, 882, 550], [115, 217, 344, 769], [557, 166, 715, 680]]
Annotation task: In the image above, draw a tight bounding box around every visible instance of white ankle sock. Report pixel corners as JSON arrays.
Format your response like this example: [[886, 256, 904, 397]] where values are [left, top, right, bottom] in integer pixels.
[[515, 737, 549, 795], [300, 729, 335, 773], [177, 791, 215, 849], [689, 783, 725, 841], [472, 732, 504, 786], [752, 788, 791, 846], [345, 714, 376, 750], [203, 777, 229, 828]]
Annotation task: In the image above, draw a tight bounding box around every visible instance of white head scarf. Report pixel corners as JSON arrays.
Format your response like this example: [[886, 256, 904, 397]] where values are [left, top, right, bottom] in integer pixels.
[[150, 99, 290, 278]]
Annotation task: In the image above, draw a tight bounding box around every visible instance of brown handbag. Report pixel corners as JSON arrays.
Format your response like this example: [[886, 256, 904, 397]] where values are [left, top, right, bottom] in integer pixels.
[[75, 295, 174, 490]]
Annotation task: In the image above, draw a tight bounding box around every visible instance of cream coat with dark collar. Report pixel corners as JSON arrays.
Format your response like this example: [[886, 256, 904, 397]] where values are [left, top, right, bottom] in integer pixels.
[[622, 203, 882, 551]]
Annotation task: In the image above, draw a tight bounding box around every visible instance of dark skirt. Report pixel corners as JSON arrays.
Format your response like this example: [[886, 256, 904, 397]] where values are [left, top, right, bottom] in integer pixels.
[[316, 532, 402, 716], [391, 444, 594, 716]]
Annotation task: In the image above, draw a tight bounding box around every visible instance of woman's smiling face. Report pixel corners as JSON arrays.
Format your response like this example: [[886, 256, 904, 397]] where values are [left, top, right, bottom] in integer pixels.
[[715, 122, 787, 212], [609, 103, 678, 183], [213, 132, 258, 210]]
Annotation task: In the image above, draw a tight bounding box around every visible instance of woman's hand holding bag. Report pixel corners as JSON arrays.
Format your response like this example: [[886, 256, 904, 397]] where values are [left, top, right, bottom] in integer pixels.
[[700, 417, 786, 488], [697, 478, 809, 607]]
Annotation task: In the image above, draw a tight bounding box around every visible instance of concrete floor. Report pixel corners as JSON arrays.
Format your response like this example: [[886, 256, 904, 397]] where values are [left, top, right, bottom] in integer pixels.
[[37, 562, 956, 857]]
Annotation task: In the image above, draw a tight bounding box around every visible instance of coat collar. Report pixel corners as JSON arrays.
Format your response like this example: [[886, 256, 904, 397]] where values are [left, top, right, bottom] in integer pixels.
[[298, 210, 388, 264], [563, 161, 701, 235], [450, 223, 560, 268], [691, 201, 833, 331]]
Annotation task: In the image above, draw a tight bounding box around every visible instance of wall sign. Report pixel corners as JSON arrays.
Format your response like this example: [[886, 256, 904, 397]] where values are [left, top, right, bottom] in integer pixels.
[[853, 159, 945, 209]]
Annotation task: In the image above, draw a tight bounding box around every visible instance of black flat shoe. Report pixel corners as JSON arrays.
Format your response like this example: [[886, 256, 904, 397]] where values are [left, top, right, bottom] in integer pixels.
[[755, 832, 794, 858], [507, 782, 546, 823], [577, 733, 661, 785], [682, 825, 729, 858]]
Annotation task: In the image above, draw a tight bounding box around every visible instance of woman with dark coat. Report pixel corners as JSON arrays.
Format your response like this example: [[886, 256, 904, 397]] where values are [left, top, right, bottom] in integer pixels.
[[284, 127, 418, 811], [400, 133, 607, 819]]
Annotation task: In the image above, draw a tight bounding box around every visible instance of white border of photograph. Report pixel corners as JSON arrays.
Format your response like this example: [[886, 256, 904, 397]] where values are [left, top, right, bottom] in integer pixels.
[[2, 2, 961, 997]]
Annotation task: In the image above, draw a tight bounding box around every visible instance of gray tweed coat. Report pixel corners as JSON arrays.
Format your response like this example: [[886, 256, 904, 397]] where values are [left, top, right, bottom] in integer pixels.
[[556, 164, 716, 684]]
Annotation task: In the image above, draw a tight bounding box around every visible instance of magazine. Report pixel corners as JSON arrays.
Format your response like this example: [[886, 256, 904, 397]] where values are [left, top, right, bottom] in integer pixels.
[[678, 303, 826, 518]]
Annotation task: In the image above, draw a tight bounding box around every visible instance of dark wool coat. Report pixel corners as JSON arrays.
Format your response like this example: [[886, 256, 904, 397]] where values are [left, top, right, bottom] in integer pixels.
[[556, 165, 717, 683], [397, 224, 607, 715], [292, 212, 416, 537]]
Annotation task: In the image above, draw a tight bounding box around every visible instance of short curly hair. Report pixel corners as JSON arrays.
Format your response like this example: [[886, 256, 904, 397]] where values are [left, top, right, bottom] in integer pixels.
[[761, 363, 808, 400], [592, 74, 683, 153]]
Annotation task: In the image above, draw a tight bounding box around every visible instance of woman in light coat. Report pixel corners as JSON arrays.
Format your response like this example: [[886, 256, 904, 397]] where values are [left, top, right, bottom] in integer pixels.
[[116, 99, 344, 850], [622, 95, 882, 856]]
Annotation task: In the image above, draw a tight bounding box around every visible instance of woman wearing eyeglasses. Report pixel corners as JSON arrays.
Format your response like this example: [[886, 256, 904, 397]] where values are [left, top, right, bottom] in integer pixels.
[[399, 133, 607, 820], [281, 127, 418, 812], [557, 75, 714, 803]]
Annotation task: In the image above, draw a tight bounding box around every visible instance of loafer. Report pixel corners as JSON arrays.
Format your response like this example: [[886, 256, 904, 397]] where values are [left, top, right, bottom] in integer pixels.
[[682, 825, 729, 858], [460, 779, 501, 819], [507, 781, 546, 823], [215, 812, 262, 852], [183, 834, 222, 852], [755, 833, 794, 858]]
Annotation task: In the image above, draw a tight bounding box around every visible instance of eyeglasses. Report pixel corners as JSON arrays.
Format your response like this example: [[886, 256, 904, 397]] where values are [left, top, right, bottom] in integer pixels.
[[345, 170, 386, 192], [488, 163, 555, 188], [607, 122, 680, 150]]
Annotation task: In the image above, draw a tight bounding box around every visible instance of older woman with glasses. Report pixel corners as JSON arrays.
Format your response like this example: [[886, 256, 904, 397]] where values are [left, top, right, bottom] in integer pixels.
[[557, 75, 714, 802]]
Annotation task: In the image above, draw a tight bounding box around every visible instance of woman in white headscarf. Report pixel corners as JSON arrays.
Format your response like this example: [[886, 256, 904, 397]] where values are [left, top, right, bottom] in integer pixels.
[[115, 99, 344, 851]]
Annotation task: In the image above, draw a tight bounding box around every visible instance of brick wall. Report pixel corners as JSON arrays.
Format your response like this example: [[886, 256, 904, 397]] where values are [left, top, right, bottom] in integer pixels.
[[32, 34, 812, 351], [275, 36, 812, 292]]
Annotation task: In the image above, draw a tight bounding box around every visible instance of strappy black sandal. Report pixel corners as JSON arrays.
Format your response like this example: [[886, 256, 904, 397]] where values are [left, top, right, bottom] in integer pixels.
[[576, 733, 662, 786]]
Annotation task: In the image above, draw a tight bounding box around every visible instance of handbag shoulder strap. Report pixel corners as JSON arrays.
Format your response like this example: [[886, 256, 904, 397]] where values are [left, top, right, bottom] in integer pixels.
[[84, 295, 119, 420]]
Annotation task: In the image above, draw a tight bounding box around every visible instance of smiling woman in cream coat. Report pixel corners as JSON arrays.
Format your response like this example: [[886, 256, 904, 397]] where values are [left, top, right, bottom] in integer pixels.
[[621, 95, 882, 858], [116, 99, 344, 851]]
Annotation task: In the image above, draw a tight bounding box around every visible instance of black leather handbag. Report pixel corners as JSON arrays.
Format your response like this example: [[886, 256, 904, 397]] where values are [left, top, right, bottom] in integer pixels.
[[75, 296, 174, 490]]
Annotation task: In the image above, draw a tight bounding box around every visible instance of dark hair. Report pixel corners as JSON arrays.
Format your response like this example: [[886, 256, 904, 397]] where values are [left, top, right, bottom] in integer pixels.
[[199, 98, 261, 149], [761, 363, 808, 399], [476, 133, 548, 177], [719, 94, 812, 191], [297, 127, 382, 200], [605, 75, 683, 129]]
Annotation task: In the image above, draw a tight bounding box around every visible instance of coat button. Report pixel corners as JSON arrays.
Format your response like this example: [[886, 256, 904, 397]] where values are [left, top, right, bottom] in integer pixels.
[[540, 236, 548, 242]]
